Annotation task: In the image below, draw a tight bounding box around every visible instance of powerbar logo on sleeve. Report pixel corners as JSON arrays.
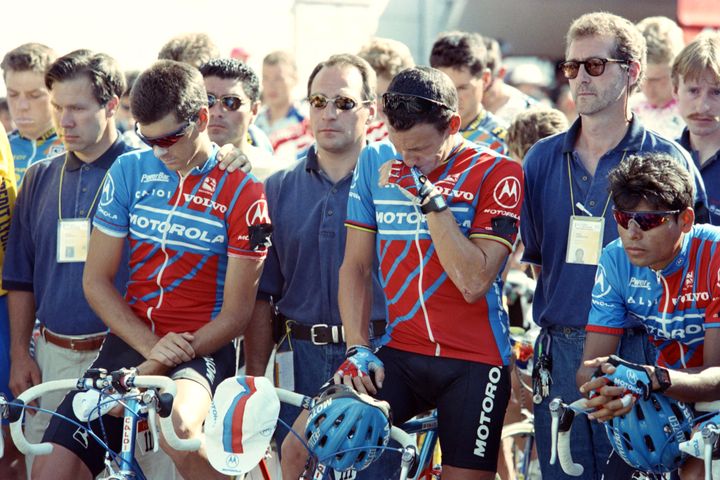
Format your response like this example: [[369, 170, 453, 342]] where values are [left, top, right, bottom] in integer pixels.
[[474, 366, 502, 458]]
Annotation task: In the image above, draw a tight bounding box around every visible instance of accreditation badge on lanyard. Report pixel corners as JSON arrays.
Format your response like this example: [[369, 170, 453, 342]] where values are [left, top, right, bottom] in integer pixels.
[[566, 215, 604, 265], [57, 218, 91, 263]]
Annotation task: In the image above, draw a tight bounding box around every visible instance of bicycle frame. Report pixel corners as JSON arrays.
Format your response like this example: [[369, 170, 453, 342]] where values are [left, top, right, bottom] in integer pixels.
[[400, 411, 439, 480]]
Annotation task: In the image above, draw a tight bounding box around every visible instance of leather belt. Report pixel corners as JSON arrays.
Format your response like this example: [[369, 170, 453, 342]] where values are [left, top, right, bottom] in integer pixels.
[[287, 320, 386, 345], [40, 326, 106, 352]]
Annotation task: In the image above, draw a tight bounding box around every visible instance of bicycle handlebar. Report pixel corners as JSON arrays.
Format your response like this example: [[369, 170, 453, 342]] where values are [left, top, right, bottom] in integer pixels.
[[549, 397, 591, 477], [9, 374, 200, 456]]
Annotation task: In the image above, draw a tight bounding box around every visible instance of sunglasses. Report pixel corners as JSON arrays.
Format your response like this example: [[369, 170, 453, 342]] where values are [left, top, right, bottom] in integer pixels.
[[208, 94, 245, 112], [135, 118, 195, 149], [612, 208, 680, 231], [382, 92, 452, 114], [308, 94, 370, 111], [558, 57, 628, 79]]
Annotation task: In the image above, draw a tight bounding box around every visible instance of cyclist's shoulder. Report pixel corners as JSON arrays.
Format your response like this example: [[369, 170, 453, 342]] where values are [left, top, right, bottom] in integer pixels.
[[361, 139, 398, 161]]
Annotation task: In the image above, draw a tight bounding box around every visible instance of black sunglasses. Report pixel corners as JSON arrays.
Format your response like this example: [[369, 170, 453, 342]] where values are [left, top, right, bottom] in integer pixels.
[[135, 117, 195, 149], [208, 94, 245, 112], [307, 94, 370, 111], [382, 92, 452, 114], [612, 208, 680, 231], [558, 57, 628, 79]]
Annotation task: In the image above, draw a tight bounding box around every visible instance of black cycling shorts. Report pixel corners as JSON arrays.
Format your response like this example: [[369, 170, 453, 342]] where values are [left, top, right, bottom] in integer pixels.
[[41, 333, 236, 476], [376, 347, 511, 472]]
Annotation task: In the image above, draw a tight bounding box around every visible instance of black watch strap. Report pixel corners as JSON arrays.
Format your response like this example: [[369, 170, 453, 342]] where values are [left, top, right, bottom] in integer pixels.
[[421, 195, 448, 214], [653, 366, 672, 393]]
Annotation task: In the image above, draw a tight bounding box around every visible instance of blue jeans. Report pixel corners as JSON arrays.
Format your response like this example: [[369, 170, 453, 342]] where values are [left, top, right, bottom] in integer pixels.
[[533, 326, 657, 480], [276, 337, 398, 479]]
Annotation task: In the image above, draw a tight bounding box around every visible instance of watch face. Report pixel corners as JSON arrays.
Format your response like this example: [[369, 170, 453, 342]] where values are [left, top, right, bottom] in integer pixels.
[[655, 367, 671, 392], [421, 195, 448, 214]]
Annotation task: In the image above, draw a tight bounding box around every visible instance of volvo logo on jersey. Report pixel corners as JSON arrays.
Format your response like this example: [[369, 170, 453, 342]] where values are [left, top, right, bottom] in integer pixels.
[[182, 174, 228, 215]]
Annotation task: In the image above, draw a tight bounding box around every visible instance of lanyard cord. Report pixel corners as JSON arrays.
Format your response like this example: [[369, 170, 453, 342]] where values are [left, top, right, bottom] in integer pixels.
[[566, 151, 623, 218], [57, 155, 110, 221]]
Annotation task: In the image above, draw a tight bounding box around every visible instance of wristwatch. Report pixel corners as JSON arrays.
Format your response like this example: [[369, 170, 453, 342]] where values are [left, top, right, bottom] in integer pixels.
[[421, 194, 448, 214], [652, 365, 672, 393]]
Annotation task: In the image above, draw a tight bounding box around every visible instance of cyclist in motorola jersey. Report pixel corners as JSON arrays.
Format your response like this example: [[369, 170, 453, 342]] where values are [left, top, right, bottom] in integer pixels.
[[33, 61, 271, 480], [579, 152, 720, 480], [2, 43, 65, 183], [580, 152, 720, 377], [337, 67, 522, 479]]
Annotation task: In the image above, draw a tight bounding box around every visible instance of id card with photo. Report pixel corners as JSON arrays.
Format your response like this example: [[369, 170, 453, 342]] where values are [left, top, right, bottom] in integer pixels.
[[566, 215, 604, 265], [57, 219, 91, 263], [274, 350, 295, 391]]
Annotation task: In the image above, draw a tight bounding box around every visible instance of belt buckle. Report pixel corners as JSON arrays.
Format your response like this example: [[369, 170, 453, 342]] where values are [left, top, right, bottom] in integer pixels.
[[310, 324, 329, 346]]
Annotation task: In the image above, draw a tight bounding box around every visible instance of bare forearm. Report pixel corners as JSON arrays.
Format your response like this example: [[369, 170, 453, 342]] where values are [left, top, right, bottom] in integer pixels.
[[425, 210, 503, 303], [339, 261, 372, 347], [665, 367, 720, 403], [244, 300, 274, 376], [83, 275, 158, 358], [191, 305, 253, 357], [8, 291, 36, 356]]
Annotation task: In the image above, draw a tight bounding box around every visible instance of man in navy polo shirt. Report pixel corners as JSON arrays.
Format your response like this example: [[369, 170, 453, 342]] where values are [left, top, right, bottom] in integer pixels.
[[2, 49, 134, 475], [520, 12, 708, 479], [243, 54, 392, 479]]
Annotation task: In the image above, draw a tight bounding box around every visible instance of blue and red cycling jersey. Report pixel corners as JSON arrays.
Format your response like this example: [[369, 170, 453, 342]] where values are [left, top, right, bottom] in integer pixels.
[[460, 110, 509, 156], [94, 145, 269, 336], [587, 225, 720, 369], [9, 128, 64, 184], [346, 138, 523, 365]]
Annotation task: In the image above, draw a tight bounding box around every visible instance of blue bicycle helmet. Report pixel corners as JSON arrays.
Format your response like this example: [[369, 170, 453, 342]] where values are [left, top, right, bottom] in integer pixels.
[[304, 384, 391, 472], [605, 392, 693, 474]]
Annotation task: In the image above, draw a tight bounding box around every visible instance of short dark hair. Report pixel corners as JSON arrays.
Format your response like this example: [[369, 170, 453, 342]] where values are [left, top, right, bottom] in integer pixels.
[[2, 43, 56, 78], [482, 36, 503, 77], [157, 33, 219, 68], [307, 54, 376, 102], [199, 58, 260, 102], [131, 60, 207, 124], [384, 66, 457, 133], [430, 31, 487, 77], [608, 152, 694, 212], [45, 50, 125, 105]]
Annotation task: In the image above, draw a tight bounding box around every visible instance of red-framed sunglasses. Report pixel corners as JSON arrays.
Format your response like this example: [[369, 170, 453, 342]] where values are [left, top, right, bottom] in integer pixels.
[[135, 117, 196, 149], [612, 208, 680, 231]]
